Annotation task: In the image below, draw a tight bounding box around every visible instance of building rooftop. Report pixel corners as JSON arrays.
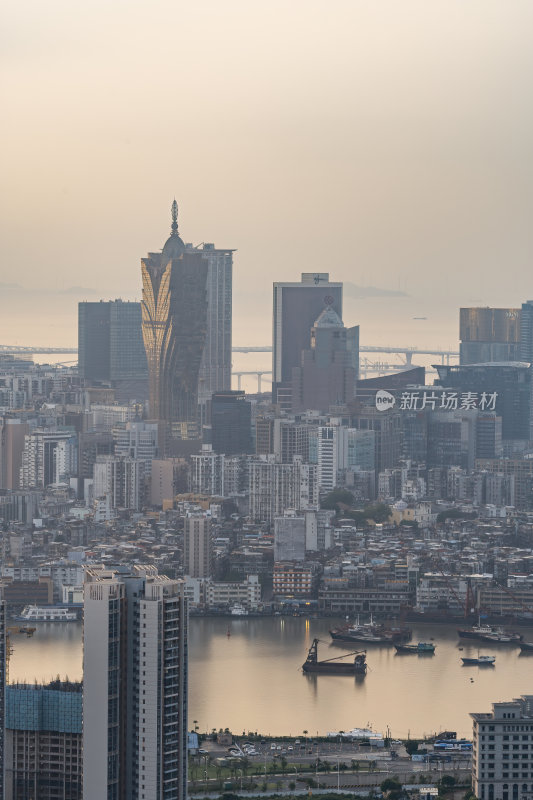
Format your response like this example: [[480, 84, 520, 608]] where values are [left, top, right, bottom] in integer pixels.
[[314, 306, 344, 328]]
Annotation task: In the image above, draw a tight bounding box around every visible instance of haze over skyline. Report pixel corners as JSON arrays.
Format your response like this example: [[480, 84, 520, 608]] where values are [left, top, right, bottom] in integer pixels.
[[3, 0, 533, 354]]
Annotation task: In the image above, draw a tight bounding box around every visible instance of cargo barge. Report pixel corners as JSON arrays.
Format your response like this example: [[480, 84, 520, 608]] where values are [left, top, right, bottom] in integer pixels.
[[302, 638, 367, 675]]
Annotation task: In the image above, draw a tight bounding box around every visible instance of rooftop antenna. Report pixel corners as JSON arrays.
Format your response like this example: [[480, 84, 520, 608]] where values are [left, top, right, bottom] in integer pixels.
[[171, 199, 179, 235]]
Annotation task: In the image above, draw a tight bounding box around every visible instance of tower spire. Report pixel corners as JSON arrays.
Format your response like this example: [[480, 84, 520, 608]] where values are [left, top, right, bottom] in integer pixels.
[[171, 199, 178, 235]]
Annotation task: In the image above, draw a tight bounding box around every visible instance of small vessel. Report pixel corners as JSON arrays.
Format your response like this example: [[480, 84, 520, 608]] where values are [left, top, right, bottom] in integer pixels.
[[477, 631, 521, 645], [330, 616, 410, 645], [230, 604, 248, 616], [303, 638, 367, 675], [458, 620, 521, 642], [519, 641, 533, 652], [461, 655, 496, 666], [458, 623, 496, 639], [332, 630, 391, 644], [13, 605, 77, 622], [395, 642, 435, 654]]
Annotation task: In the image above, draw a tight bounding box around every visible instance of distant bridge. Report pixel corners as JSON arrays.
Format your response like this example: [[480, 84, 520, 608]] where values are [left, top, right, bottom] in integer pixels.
[[0, 343, 459, 380], [0, 344, 459, 359], [233, 345, 459, 361], [0, 346, 78, 355]]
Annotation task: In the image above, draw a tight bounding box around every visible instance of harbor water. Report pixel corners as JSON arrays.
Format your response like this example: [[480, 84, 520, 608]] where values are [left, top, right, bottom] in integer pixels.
[[8, 616, 533, 739]]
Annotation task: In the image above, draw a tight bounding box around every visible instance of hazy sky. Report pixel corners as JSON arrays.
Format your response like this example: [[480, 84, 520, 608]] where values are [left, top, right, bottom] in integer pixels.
[[2, 0, 533, 357]]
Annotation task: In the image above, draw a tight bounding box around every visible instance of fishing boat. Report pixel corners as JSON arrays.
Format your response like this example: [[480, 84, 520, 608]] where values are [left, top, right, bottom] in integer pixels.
[[330, 616, 410, 645], [457, 622, 496, 639], [458, 618, 521, 642], [395, 641, 435, 654], [461, 655, 496, 666], [477, 631, 521, 645], [302, 638, 367, 675]]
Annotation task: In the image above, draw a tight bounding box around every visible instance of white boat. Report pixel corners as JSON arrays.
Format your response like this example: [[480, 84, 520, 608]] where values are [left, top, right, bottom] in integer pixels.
[[13, 605, 78, 622], [230, 604, 248, 616]]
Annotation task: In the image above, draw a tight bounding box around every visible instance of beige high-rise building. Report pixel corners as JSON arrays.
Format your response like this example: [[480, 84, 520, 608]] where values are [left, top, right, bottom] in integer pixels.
[[183, 515, 212, 578], [150, 458, 187, 506]]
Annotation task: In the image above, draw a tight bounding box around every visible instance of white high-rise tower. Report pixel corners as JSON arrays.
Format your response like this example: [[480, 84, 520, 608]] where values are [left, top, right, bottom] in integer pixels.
[[83, 565, 188, 800]]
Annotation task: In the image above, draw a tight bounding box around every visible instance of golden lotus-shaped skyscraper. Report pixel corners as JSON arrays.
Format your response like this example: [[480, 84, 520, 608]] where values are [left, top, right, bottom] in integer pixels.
[[141, 201, 208, 445]]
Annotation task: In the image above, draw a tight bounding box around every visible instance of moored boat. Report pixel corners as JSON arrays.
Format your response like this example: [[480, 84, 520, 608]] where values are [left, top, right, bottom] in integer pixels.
[[461, 655, 495, 666], [458, 623, 495, 639], [395, 641, 435, 654], [477, 631, 521, 645], [303, 638, 367, 675], [13, 605, 78, 622], [519, 641, 533, 652], [458, 621, 521, 642], [329, 617, 410, 645]]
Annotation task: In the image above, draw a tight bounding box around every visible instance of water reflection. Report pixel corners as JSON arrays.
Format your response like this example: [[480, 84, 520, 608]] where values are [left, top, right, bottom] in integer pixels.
[[8, 616, 533, 739]]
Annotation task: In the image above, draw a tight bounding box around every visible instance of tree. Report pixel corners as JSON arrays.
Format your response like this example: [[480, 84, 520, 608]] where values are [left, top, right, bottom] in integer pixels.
[[439, 775, 456, 795], [404, 740, 420, 756], [343, 510, 368, 526], [321, 488, 355, 510], [363, 503, 392, 523], [381, 778, 402, 793]]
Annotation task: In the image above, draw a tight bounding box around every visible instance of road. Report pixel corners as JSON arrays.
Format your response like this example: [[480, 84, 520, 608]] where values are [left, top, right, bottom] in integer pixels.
[[194, 738, 471, 791]]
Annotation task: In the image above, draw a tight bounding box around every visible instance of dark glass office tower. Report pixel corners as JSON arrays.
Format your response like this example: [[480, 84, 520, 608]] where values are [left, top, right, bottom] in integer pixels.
[[78, 300, 148, 399], [141, 202, 208, 444], [78, 302, 111, 381], [520, 300, 533, 363], [272, 273, 342, 409], [435, 362, 532, 441], [291, 305, 356, 413], [459, 307, 521, 364], [196, 243, 234, 410], [210, 390, 252, 454]]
